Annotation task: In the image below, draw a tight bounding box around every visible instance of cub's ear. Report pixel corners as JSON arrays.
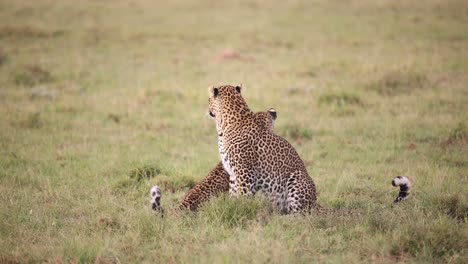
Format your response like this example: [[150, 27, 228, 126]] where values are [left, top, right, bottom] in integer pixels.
[[208, 85, 219, 97], [235, 84, 242, 93], [268, 108, 277, 120]]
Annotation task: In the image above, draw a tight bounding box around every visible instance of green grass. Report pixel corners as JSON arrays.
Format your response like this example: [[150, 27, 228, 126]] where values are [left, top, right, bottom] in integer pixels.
[[1, 0, 467, 262]]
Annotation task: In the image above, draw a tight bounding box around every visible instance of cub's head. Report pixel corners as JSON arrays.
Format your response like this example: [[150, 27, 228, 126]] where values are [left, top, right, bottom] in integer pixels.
[[254, 108, 277, 131], [208, 85, 250, 125]]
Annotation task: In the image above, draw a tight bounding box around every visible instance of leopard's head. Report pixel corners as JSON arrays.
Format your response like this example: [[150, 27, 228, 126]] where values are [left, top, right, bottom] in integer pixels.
[[208, 85, 250, 133], [254, 108, 277, 131]]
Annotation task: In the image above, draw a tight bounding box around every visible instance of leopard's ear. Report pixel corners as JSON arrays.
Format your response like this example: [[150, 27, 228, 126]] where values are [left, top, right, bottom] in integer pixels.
[[208, 85, 219, 98], [235, 84, 242, 93], [268, 108, 277, 120]]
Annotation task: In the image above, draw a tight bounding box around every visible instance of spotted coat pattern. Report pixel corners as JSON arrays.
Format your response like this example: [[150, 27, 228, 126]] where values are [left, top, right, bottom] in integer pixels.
[[208, 85, 317, 214], [179, 109, 277, 211]]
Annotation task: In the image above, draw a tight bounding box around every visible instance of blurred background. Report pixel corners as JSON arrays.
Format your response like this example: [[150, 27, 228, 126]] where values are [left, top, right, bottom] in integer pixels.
[[1, 0, 467, 262]]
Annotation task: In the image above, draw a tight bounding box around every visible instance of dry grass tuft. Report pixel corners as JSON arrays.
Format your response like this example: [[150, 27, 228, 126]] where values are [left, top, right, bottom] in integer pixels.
[[15, 65, 53, 87], [369, 70, 430, 96]]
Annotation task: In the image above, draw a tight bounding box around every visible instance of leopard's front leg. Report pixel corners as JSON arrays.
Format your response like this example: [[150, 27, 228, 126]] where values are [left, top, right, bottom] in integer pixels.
[[228, 171, 236, 196], [230, 165, 256, 196]]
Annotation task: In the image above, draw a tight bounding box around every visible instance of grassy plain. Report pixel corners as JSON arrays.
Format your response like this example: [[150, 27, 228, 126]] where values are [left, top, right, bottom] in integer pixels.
[[0, 0, 467, 263]]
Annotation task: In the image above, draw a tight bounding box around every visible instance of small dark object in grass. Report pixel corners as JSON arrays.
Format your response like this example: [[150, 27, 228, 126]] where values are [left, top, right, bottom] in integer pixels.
[[370, 70, 429, 96], [318, 93, 362, 107], [436, 194, 467, 223], [108, 113, 121, 123], [15, 65, 53, 86], [445, 122, 466, 146], [21, 112, 43, 129], [281, 124, 313, 141], [129, 165, 161, 182]]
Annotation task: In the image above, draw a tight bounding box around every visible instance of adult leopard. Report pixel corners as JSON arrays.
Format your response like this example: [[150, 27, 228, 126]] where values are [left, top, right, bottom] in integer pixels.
[[207, 85, 317, 213], [179, 109, 277, 211]]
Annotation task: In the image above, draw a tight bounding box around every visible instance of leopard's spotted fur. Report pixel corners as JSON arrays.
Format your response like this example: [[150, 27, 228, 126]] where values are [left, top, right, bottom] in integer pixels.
[[208, 85, 317, 214], [179, 109, 277, 211]]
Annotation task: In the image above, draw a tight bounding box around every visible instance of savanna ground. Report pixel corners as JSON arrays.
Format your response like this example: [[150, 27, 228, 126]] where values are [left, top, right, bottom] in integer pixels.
[[0, 0, 467, 263]]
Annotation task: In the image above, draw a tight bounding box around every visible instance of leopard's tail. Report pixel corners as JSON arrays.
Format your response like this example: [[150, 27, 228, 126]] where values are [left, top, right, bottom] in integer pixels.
[[150, 186, 164, 216], [392, 176, 411, 203]]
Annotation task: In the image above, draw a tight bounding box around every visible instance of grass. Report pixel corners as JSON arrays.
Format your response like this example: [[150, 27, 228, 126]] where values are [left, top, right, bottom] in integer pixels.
[[367, 70, 430, 96], [15, 64, 54, 87], [0, 0, 467, 263]]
